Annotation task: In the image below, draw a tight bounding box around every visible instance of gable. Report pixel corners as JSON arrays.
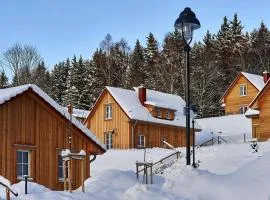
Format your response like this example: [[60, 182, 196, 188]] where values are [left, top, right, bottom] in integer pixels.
[[221, 73, 259, 103], [85, 89, 131, 124], [0, 85, 105, 152]]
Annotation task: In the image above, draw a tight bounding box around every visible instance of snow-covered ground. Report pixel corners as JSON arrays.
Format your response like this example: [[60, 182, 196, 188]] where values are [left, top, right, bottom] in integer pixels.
[[2, 141, 270, 199], [196, 114, 252, 145]]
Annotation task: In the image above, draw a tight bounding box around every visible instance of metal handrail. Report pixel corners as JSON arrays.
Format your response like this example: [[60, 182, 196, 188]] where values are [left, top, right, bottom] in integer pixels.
[[0, 181, 18, 197], [199, 137, 214, 147], [137, 151, 181, 174]]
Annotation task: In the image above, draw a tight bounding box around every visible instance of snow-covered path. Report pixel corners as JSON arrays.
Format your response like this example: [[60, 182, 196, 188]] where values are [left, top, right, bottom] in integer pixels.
[[2, 142, 270, 200]]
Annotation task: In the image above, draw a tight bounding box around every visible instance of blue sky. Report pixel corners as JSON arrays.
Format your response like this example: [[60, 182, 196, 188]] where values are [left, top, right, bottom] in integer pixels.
[[0, 0, 270, 71]]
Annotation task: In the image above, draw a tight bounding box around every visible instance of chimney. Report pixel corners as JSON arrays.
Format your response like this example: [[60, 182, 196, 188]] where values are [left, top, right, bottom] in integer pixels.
[[67, 104, 73, 114], [138, 85, 146, 106], [263, 71, 270, 83]]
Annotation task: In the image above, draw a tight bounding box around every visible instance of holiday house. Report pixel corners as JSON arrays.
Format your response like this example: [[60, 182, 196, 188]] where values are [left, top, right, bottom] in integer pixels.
[[220, 72, 266, 115], [245, 74, 270, 141], [0, 84, 105, 190], [84, 86, 200, 149]]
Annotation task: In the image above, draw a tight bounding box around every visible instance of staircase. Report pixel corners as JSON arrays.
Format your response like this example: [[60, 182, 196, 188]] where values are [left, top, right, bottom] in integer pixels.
[[0, 181, 18, 200], [136, 141, 181, 184]]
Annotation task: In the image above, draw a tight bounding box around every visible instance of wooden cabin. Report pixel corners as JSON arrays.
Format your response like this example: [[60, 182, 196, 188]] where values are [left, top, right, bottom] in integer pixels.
[[84, 86, 200, 149], [246, 73, 270, 141], [220, 72, 265, 115], [0, 84, 105, 190]]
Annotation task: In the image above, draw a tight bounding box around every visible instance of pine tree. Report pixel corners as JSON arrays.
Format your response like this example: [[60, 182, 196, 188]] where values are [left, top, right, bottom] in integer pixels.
[[127, 39, 146, 88], [51, 59, 70, 104], [31, 61, 51, 94], [0, 71, 9, 88], [145, 32, 159, 89]]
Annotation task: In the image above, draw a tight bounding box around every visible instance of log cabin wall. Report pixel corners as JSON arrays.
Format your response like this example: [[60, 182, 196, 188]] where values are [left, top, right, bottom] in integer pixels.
[[224, 75, 259, 115], [85, 90, 131, 149], [0, 90, 102, 190]]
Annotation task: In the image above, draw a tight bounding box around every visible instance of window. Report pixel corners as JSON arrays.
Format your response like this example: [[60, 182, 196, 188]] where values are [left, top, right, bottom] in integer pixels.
[[240, 106, 247, 114], [58, 153, 68, 181], [105, 104, 112, 119], [138, 135, 145, 147], [17, 150, 30, 179], [105, 132, 113, 149], [240, 85, 247, 96], [166, 111, 170, 119], [156, 109, 161, 118]]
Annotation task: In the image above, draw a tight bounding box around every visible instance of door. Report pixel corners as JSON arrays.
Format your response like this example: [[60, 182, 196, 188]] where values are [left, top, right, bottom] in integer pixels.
[[253, 125, 260, 140]]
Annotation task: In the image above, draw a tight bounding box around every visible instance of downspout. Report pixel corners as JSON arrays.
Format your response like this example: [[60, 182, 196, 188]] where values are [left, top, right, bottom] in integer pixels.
[[132, 120, 138, 148], [90, 155, 97, 163]]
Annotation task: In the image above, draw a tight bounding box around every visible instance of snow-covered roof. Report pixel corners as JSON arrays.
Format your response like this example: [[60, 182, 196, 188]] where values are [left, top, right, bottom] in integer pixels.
[[241, 72, 264, 91], [0, 84, 105, 151], [245, 108, 260, 117], [106, 86, 200, 129], [63, 107, 90, 119]]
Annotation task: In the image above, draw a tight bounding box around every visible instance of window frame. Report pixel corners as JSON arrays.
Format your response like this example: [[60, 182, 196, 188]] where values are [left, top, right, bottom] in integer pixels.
[[138, 135, 145, 148], [57, 152, 68, 182], [156, 109, 162, 118], [105, 132, 113, 149], [165, 111, 170, 119], [105, 104, 113, 120], [239, 84, 247, 97], [16, 150, 31, 180]]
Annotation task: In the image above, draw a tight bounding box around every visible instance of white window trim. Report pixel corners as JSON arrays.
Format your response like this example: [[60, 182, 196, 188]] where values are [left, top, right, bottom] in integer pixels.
[[58, 152, 67, 182], [240, 84, 247, 97], [138, 135, 145, 147], [105, 104, 113, 120], [17, 150, 31, 180]]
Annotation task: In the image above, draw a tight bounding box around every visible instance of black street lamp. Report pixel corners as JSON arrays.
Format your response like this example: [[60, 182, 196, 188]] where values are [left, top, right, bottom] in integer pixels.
[[174, 7, 200, 165]]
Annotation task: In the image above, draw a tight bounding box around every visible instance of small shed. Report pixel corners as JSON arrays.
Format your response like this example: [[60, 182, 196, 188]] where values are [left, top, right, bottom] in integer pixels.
[[0, 84, 106, 190]]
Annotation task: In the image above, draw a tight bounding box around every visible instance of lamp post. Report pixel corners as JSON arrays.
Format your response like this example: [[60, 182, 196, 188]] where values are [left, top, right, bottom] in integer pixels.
[[174, 7, 200, 165]]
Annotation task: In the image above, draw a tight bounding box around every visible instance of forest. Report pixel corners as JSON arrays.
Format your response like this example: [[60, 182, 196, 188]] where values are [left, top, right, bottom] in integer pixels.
[[1, 13, 270, 118]]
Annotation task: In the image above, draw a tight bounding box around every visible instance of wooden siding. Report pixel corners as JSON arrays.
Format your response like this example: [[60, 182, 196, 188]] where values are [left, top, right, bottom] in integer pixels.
[[253, 89, 270, 140], [0, 90, 103, 190], [85, 90, 131, 149], [133, 123, 189, 148], [224, 75, 259, 114]]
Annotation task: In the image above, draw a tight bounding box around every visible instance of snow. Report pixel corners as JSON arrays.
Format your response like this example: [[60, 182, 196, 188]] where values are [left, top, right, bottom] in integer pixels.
[[0, 84, 105, 151], [5, 141, 270, 200], [63, 107, 90, 119], [245, 108, 260, 116], [196, 114, 252, 145], [241, 72, 265, 91], [105, 86, 200, 129]]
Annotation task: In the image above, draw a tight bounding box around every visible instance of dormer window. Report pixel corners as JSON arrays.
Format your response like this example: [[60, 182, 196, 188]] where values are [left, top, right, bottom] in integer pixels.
[[166, 111, 170, 119], [156, 109, 161, 118], [240, 85, 247, 96]]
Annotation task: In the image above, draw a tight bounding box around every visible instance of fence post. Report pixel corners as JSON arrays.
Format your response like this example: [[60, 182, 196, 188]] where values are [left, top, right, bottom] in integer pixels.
[[6, 189, 10, 200], [244, 133, 246, 143], [24, 175, 29, 194], [212, 137, 214, 145]]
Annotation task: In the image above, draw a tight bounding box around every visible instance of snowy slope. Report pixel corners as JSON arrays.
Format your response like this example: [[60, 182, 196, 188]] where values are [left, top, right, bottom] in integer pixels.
[[196, 114, 252, 145], [3, 142, 270, 200]]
